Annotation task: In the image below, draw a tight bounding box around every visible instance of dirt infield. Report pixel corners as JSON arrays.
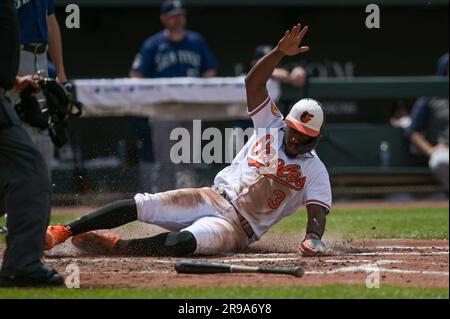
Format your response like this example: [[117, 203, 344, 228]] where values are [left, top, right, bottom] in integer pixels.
[[13, 239, 442, 289], [1, 201, 448, 290]]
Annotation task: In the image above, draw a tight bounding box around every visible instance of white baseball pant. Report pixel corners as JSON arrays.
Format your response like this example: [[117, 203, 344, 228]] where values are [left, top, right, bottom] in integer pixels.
[[134, 187, 252, 255]]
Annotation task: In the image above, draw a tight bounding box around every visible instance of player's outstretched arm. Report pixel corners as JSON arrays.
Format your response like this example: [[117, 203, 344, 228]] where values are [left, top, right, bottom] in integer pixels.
[[245, 23, 309, 113], [305, 204, 327, 238], [298, 204, 328, 257]]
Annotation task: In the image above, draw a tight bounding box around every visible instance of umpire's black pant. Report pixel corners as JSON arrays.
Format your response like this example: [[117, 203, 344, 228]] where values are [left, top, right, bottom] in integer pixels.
[[0, 93, 51, 276]]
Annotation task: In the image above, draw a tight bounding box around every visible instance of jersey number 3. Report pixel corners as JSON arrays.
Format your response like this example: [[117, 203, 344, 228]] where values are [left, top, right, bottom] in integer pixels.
[[268, 190, 285, 209]]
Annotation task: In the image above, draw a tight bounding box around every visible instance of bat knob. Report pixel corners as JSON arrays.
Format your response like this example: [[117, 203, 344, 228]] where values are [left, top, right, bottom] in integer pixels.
[[292, 266, 305, 277]]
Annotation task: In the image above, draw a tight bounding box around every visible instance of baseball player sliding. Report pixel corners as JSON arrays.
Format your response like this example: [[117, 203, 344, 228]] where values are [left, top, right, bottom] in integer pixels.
[[46, 23, 332, 257]]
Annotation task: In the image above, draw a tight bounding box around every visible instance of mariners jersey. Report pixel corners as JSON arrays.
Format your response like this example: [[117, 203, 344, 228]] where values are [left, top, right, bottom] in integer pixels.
[[213, 95, 332, 239], [131, 31, 218, 78], [16, 0, 55, 44]]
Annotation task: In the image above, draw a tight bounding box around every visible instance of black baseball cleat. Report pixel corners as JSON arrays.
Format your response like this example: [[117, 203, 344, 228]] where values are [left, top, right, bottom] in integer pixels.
[[0, 226, 7, 234], [0, 264, 64, 287]]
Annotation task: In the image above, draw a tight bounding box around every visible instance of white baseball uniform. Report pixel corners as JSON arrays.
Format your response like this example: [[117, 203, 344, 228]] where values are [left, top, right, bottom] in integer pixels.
[[135, 95, 332, 255]]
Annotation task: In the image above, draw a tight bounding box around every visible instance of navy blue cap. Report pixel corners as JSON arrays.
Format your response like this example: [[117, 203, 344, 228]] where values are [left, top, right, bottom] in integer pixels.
[[161, 0, 187, 16]]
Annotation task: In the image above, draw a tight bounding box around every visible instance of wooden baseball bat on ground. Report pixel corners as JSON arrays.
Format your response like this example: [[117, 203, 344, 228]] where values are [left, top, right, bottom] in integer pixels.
[[175, 260, 304, 277]]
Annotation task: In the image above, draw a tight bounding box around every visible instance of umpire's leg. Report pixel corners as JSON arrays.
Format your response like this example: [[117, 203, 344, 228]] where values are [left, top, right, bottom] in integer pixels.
[[0, 122, 51, 276]]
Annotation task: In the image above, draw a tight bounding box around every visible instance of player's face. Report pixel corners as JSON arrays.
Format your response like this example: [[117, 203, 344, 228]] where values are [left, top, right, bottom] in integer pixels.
[[161, 13, 187, 32], [283, 126, 314, 158]]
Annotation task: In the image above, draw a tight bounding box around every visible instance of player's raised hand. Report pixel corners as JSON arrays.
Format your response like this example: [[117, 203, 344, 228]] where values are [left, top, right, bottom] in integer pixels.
[[277, 23, 310, 56]]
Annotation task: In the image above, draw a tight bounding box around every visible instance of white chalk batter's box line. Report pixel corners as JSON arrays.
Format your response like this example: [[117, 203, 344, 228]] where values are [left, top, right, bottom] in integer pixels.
[[72, 260, 450, 277], [43, 246, 449, 260], [374, 246, 449, 250], [306, 266, 449, 276], [322, 259, 403, 264], [44, 248, 449, 265], [47, 256, 449, 278], [76, 268, 449, 277], [349, 251, 448, 256], [46, 253, 447, 267]]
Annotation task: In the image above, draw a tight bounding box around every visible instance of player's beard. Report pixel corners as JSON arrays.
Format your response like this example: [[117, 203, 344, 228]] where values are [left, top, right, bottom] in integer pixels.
[[286, 150, 298, 159], [283, 141, 299, 158]]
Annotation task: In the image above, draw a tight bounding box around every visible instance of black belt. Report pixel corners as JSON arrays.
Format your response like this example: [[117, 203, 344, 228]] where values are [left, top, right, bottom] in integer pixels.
[[236, 212, 255, 240], [22, 43, 47, 54], [218, 190, 255, 239]]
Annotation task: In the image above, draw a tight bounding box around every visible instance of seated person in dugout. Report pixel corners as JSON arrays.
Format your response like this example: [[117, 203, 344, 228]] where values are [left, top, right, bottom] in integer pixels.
[[405, 52, 449, 193], [45, 24, 332, 257]]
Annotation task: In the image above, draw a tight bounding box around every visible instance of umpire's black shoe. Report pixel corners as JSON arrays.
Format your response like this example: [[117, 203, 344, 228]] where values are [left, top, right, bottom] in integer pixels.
[[0, 264, 64, 287]]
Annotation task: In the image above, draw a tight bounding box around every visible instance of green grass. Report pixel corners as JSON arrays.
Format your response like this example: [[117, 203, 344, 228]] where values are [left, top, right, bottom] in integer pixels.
[[0, 208, 448, 299], [1, 207, 448, 244], [270, 207, 449, 240], [0, 285, 448, 299]]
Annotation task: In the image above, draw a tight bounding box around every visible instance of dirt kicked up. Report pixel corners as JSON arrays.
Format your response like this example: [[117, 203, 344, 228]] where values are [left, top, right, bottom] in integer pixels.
[[27, 239, 447, 289]]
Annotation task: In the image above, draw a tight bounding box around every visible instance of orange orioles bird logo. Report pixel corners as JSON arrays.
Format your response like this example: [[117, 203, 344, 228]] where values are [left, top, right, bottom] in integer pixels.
[[271, 102, 282, 117], [300, 111, 314, 123]]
